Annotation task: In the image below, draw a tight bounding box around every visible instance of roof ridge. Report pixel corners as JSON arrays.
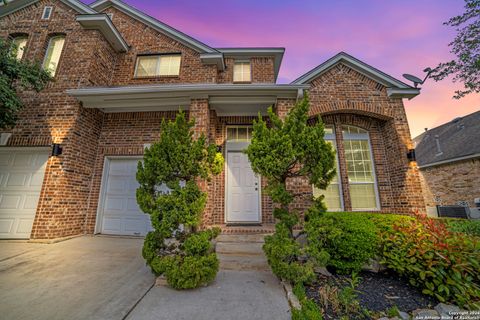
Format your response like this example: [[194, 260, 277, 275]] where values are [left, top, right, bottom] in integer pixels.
[[291, 51, 413, 89], [89, 0, 218, 53]]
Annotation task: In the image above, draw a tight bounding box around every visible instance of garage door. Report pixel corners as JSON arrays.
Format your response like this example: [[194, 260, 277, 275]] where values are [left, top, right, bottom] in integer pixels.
[[99, 159, 152, 236], [0, 148, 49, 239]]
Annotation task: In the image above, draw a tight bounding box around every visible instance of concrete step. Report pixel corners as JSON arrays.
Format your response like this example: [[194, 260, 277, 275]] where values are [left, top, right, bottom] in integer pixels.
[[218, 253, 270, 271], [215, 241, 264, 256], [217, 234, 268, 244]]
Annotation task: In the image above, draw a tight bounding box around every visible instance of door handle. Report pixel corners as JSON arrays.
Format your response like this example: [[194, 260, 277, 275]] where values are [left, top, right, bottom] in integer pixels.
[[255, 188, 258, 191]]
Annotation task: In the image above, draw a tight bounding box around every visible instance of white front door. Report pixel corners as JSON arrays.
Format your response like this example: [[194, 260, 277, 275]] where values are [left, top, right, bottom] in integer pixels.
[[99, 158, 152, 236], [226, 151, 260, 223], [0, 148, 49, 239]]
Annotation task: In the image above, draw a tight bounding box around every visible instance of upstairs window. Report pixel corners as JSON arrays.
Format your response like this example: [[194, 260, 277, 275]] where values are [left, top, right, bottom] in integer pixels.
[[10, 36, 28, 60], [233, 61, 251, 82], [134, 54, 181, 77], [43, 35, 65, 76], [42, 6, 53, 20]]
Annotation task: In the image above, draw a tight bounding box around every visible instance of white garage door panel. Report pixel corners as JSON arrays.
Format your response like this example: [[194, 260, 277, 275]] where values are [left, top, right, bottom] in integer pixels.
[[100, 159, 152, 236], [0, 149, 48, 239]]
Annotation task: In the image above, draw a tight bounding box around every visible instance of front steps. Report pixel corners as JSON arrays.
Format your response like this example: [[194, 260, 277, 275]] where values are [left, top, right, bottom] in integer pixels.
[[216, 234, 271, 272]]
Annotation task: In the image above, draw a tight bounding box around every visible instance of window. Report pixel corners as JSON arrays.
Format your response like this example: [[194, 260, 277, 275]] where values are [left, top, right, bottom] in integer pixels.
[[233, 61, 251, 82], [313, 126, 343, 211], [42, 6, 53, 19], [10, 36, 28, 60], [226, 126, 253, 142], [43, 35, 65, 76], [134, 54, 181, 77], [342, 125, 379, 210]]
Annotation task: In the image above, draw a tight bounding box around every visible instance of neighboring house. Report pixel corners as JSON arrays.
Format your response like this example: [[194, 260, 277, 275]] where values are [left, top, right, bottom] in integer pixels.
[[0, 0, 425, 240], [414, 111, 480, 217]]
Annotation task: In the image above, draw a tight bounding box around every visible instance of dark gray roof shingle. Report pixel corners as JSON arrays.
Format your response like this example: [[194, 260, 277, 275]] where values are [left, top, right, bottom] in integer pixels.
[[413, 110, 480, 166]]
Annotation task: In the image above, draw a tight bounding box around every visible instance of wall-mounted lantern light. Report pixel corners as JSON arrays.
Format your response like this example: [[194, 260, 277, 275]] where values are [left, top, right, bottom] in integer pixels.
[[216, 145, 223, 153], [51, 143, 62, 156], [407, 148, 416, 162]]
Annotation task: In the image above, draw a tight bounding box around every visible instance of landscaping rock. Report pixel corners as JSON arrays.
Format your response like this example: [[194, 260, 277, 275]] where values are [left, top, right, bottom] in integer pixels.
[[295, 232, 308, 248], [411, 308, 440, 319], [363, 257, 386, 273], [398, 311, 409, 320], [313, 266, 332, 277], [155, 275, 168, 287], [434, 303, 461, 318], [281, 281, 301, 310]]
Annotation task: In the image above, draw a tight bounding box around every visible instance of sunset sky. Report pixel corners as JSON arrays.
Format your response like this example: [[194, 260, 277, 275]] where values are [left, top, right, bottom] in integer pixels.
[[88, 0, 479, 138]]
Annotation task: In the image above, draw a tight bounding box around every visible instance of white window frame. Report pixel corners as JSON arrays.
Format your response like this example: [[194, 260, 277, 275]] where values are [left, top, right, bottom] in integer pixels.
[[42, 35, 65, 77], [10, 36, 28, 60], [312, 127, 344, 211], [342, 126, 380, 211], [42, 6, 53, 20], [134, 54, 182, 77], [233, 60, 252, 83]]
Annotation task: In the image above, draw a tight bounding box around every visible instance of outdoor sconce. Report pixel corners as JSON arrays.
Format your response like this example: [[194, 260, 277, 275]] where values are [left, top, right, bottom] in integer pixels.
[[216, 145, 223, 153], [51, 143, 63, 156], [406, 149, 416, 162]]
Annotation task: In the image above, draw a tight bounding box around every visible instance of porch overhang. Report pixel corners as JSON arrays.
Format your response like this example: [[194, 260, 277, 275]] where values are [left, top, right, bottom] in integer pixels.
[[67, 84, 309, 115]]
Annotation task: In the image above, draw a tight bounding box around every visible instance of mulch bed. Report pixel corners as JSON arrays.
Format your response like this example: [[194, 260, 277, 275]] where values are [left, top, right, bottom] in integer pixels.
[[305, 270, 438, 319]]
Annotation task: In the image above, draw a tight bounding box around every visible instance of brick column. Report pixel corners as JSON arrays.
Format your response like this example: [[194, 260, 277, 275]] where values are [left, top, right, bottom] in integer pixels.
[[189, 98, 215, 227]]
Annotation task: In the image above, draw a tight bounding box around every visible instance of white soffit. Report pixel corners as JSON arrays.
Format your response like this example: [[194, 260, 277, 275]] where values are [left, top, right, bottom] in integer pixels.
[[76, 14, 129, 52]]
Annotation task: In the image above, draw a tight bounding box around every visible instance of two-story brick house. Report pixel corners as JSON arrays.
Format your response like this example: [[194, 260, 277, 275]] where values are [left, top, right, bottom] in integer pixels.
[[0, 0, 425, 240]]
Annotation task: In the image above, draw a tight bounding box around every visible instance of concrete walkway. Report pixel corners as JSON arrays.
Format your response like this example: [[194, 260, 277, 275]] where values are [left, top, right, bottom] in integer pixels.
[[127, 270, 291, 320], [0, 236, 154, 320], [127, 234, 291, 320]]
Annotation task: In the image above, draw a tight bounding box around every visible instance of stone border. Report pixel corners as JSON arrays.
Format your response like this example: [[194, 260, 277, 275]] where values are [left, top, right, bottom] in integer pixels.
[[280, 279, 301, 310]]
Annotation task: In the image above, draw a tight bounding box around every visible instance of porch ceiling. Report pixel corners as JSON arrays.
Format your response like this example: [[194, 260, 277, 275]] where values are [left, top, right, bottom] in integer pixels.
[[67, 84, 308, 113]]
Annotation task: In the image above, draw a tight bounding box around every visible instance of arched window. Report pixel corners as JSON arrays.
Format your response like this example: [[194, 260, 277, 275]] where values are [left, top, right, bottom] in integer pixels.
[[43, 35, 65, 76], [10, 35, 28, 60], [313, 126, 343, 211], [342, 125, 379, 210]]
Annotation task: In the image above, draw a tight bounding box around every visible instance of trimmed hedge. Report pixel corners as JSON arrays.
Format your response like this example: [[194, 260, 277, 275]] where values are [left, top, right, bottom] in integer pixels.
[[443, 218, 480, 237], [308, 212, 412, 274]]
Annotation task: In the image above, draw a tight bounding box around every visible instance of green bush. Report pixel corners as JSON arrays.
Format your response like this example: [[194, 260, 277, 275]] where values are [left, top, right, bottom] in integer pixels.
[[443, 218, 480, 237], [162, 254, 219, 289], [263, 221, 316, 284], [137, 111, 223, 289], [309, 212, 379, 274], [381, 213, 480, 309]]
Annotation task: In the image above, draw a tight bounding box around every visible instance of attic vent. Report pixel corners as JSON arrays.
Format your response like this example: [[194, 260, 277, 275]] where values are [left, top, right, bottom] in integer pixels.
[[42, 6, 53, 19]]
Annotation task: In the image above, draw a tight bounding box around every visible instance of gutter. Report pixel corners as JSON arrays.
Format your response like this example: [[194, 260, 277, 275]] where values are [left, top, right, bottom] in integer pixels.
[[418, 152, 480, 169]]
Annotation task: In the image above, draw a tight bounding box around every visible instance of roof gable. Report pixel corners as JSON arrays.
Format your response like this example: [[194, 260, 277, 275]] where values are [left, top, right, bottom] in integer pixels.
[[89, 0, 217, 54], [0, 0, 95, 17], [292, 52, 419, 99]]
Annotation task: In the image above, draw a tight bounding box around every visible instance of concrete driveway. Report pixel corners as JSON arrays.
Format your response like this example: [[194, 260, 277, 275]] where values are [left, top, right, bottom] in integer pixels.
[[0, 236, 154, 320]]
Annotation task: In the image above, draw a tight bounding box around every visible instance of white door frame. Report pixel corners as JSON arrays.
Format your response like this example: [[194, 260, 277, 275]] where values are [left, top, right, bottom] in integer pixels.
[[94, 155, 143, 234], [224, 125, 262, 224]]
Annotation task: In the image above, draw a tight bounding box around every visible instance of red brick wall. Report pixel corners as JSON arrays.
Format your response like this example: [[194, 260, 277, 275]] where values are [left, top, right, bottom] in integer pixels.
[[218, 57, 276, 83], [0, 0, 115, 239], [277, 64, 425, 215], [419, 158, 480, 208], [84, 111, 180, 233]]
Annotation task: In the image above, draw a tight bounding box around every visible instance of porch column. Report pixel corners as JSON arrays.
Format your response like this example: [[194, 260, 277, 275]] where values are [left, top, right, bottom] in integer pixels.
[[189, 98, 210, 140], [189, 98, 214, 226]]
